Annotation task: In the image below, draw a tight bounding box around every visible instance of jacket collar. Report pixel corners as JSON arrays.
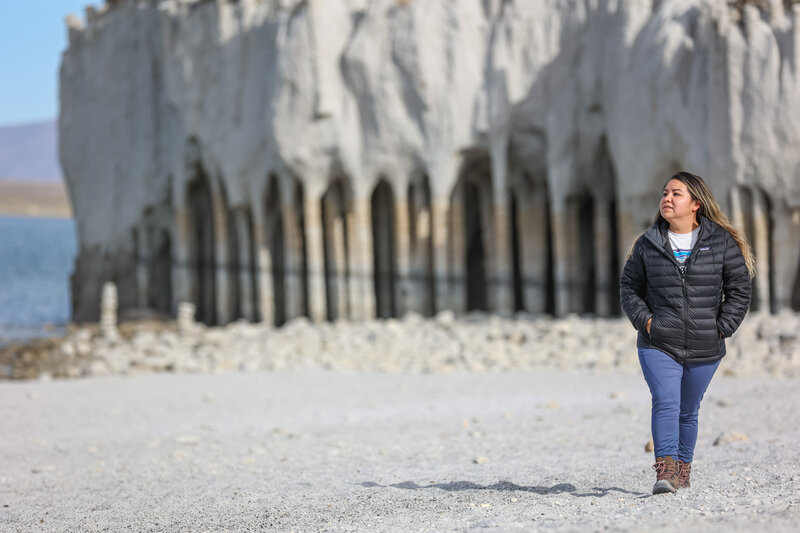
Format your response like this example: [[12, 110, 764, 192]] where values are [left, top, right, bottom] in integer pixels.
[[644, 216, 715, 251]]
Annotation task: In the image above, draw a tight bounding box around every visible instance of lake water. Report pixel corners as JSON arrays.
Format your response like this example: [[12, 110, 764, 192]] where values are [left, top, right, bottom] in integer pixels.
[[0, 215, 76, 343]]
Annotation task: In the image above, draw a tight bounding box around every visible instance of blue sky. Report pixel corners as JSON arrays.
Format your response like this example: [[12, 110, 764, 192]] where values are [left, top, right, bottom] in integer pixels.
[[0, 1, 95, 128]]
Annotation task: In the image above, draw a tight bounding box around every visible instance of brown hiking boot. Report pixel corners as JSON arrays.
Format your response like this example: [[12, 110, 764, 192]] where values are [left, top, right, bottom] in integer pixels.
[[677, 460, 691, 489], [652, 456, 679, 494]]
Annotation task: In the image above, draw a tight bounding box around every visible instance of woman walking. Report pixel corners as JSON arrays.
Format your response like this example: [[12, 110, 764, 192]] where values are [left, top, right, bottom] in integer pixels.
[[620, 172, 753, 494]]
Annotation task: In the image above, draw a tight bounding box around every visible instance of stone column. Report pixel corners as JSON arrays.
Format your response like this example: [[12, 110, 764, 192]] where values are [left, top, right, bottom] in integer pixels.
[[431, 198, 450, 314], [489, 152, 513, 316], [347, 196, 376, 319], [173, 205, 192, 315], [550, 202, 580, 317], [332, 215, 349, 319], [730, 185, 759, 311], [322, 191, 349, 321], [593, 198, 613, 317], [211, 187, 231, 325], [770, 202, 800, 310], [407, 184, 435, 316], [789, 207, 800, 310], [251, 211, 275, 326], [518, 185, 549, 314], [394, 187, 412, 316], [752, 189, 771, 312], [490, 199, 512, 315], [282, 200, 302, 320], [304, 193, 327, 322], [417, 203, 435, 316], [135, 226, 148, 309], [447, 190, 466, 314], [234, 210, 255, 322], [730, 186, 745, 239]]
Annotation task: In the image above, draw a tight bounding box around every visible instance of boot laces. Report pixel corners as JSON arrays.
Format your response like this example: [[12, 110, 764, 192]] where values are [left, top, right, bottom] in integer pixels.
[[678, 461, 691, 484], [653, 459, 676, 481]]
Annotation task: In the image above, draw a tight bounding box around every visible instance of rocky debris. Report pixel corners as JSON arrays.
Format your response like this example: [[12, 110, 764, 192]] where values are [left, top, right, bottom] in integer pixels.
[[1, 312, 800, 380], [0, 336, 80, 380], [644, 440, 654, 453], [714, 431, 750, 446]]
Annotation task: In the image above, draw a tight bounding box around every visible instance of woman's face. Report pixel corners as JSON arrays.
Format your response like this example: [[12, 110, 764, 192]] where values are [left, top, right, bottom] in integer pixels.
[[660, 179, 700, 225]]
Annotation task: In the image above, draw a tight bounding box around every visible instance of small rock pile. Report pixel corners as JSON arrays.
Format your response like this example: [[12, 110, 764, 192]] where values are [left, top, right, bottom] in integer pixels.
[[1, 310, 799, 380]]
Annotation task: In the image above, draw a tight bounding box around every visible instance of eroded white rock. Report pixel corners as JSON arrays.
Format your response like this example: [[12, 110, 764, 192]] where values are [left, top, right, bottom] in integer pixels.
[[59, 0, 800, 324]]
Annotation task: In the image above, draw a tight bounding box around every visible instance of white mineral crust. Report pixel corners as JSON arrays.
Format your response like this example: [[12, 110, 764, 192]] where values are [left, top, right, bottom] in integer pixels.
[[59, 0, 800, 321]]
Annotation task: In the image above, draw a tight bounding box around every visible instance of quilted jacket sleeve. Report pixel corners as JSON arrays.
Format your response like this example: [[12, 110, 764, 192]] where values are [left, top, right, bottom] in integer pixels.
[[619, 238, 652, 333], [717, 231, 752, 338]]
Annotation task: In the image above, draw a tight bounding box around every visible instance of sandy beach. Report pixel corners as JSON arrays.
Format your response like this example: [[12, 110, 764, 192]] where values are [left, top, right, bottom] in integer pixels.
[[2, 366, 798, 532]]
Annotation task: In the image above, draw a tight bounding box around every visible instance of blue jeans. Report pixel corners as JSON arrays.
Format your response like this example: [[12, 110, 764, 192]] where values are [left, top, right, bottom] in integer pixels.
[[638, 348, 720, 462]]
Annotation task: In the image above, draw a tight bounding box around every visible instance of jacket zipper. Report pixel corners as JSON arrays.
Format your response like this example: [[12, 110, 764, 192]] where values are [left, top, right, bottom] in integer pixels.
[[679, 264, 687, 359]]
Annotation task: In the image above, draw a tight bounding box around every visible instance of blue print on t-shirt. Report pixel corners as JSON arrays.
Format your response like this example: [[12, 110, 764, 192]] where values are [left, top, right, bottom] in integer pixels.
[[673, 249, 691, 263]]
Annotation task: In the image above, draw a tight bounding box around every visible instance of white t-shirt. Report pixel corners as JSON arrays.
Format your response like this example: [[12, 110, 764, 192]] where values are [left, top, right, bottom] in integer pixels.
[[668, 227, 700, 263]]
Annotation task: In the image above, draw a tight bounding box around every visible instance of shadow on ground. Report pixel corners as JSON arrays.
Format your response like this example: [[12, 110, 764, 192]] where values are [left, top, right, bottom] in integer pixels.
[[360, 480, 645, 497]]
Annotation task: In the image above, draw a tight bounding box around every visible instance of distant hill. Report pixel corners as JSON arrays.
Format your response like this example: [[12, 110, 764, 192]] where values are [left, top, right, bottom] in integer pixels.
[[0, 120, 63, 183]]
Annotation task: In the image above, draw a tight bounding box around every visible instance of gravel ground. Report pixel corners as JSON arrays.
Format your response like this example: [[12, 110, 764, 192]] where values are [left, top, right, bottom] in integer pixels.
[[2, 368, 799, 532]]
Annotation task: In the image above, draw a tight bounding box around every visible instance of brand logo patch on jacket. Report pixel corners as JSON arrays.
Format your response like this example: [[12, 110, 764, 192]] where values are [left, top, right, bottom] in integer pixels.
[[699, 246, 710, 251]]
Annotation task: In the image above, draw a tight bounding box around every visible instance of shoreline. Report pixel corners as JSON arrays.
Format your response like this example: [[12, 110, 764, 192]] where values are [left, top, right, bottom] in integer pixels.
[[0, 212, 72, 220], [0, 180, 72, 218]]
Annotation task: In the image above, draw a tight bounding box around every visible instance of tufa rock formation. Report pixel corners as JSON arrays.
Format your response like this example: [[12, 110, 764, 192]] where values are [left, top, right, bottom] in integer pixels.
[[59, 0, 800, 325]]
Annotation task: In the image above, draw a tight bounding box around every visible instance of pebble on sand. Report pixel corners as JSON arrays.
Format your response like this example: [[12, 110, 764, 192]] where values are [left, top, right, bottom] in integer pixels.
[[713, 431, 749, 446]]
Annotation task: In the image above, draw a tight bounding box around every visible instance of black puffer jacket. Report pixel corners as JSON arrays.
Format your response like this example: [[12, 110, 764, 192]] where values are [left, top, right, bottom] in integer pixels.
[[620, 216, 751, 364]]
